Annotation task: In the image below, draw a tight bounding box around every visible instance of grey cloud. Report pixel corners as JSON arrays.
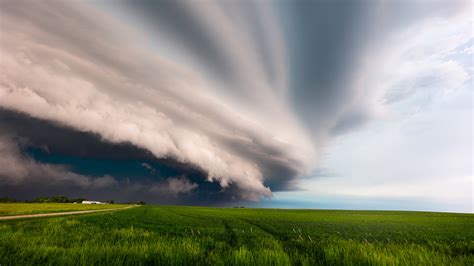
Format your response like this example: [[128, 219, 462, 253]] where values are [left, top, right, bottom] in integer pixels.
[[141, 163, 155, 173], [0, 133, 105, 189], [0, 108, 267, 203], [0, 0, 470, 204], [278, 0, 470, 138], [149, 177, 198, 196], [119, 0, 287, 99], [0, 120, 222, 204], [1, 0, 317, 202]]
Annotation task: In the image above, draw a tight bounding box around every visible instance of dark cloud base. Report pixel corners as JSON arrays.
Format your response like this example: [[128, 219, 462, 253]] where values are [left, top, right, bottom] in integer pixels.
[[0, 108, 260, 205]]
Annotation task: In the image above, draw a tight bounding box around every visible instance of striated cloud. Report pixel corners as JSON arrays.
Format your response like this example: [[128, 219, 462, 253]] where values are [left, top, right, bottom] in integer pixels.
[[0, 0, 470, 205], [0, 0, 313, 203]]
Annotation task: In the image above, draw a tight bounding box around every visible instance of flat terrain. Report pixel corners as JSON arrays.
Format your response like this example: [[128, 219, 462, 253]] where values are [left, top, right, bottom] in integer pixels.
[[0, 203, 129, 216], [0, 205, 472, 265], [0, 206, 135, 220]]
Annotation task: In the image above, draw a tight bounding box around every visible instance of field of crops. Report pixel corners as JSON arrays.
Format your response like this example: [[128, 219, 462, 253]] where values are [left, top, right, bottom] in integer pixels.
[[0, 205, 472, 265], [0, 203, 129, 216]]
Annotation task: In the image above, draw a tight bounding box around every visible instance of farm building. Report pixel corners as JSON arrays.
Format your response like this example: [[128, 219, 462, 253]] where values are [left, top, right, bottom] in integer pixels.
[[82, 200, 105, 204]]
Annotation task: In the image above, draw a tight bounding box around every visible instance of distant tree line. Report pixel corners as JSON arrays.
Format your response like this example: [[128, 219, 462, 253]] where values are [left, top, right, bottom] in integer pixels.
[[0, 196, 116, 204]]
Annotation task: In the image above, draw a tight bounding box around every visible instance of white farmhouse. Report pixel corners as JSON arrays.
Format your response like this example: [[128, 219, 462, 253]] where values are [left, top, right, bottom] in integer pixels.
[[82, 200, 106, 204]]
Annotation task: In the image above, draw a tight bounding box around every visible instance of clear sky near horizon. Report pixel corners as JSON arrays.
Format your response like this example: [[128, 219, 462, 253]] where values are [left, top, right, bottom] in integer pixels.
[[0, 0, 472, 212]]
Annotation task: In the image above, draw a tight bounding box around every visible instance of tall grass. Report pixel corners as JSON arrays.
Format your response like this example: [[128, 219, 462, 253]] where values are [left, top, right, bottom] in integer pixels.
[[0, 206, 472, 265]]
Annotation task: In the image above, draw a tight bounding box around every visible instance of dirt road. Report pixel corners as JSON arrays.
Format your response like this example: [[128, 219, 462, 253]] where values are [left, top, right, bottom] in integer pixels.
[[0, 205, 137, 220]]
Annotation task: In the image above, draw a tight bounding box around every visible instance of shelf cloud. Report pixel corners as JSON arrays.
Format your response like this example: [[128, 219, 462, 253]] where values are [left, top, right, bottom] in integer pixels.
[[0, 0, 470, 205], [0, 0, 313, 203]]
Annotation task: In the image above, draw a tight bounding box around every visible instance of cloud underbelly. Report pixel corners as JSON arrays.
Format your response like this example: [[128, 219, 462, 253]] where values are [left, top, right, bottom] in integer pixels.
[[0, 1, 313, 202]]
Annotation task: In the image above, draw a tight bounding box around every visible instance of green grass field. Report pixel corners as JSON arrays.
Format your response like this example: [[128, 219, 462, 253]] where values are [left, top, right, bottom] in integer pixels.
[[0, 205, 472, 265], [0, 203, 129, 216]]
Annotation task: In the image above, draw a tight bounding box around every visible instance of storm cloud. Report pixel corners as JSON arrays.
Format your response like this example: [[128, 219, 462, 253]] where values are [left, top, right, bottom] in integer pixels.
[[0, 0, 314, 203], [0, 0, 471, 205]]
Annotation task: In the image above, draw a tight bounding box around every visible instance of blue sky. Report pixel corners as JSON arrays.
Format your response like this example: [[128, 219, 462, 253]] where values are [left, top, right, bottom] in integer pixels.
[[0, 0, 472, 212]]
